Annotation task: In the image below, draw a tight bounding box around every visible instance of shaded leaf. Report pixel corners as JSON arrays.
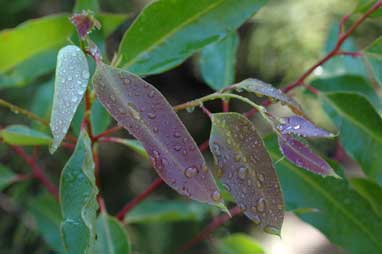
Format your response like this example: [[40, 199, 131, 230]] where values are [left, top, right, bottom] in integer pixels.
[[265, 135, 382, 254], [354, 0, 382, 17], [93, 62, 222, 206], [125, 200, 213, 224], [104, 138, 147, 158], [50, 45, 90, 153], [95, 212, 130, 254], [363, 36, 382, 87], [231, 79, 303, 115], [350, 178, 382, 218], [118, 0, 267, 75], [90, 98, 111, 135], [0, 125, 51, 146], [59, 130, 98, 254], [209, 112, 284, 235], [0, 164, 16, 191], [215, 233, 264, 254], [278, 134, 338, 177], [96, 13, 127, 38], [74, 0, 100, 12], [277, 115, 334, 138], [199, 31, 239, 90]]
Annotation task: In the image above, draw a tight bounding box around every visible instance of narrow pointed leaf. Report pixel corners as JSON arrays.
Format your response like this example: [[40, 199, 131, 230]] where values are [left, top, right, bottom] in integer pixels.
[[103, 138, 147, 158], [277, 116, 334, 138], [199, 31, 239, 90], [350, 178, 382, 218], [0, 125, 51, 146], [60, 130, 98, 254], [0, 164, 16, 192], [216, 233, 264, 254], [50, 45, 90, 153], [93, 62, 222, 206], [278, 134, 338, 177], [95, 212, 131, 254], [363, 37, 382, 87], [231, 79, 303, 115], [209, 112, 284, 234], [117, 0, 267, 75]]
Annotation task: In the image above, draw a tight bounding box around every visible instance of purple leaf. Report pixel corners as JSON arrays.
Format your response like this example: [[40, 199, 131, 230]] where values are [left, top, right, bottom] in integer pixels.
[[209, 113, 284, 235], [70, 11, 100, 39], [277, 115, 335, 138], [278, 134, 339, 177], [92, 62, 223, 206]]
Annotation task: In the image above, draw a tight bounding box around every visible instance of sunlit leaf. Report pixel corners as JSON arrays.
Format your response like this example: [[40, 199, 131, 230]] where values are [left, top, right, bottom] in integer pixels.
[[117, 0, 267, 75], [0, 164, 16, 191], [278, 134, 338, 177], [95, 212, 131, 254], [50, 45, 90, 153], [93, 62, 222, 206], [215, 233, 264, 254], [363, 36, 382, 87], [209, 112, 284, 235], [231, 79, 303, 115], [350, 178, 382, 218], [277, 116, 334, 138], [60, 130, 98, 254], [199, 31, 239, 90], [0, 125, 51, 146]]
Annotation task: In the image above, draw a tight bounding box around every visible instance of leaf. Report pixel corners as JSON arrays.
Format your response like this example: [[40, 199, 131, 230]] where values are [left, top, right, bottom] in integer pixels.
[[90, 98, 111, 135], [124, 200, 213, 224], [97, 13, 127, 38], [209, 112, 284, 235], [50, 45, 90, 153], [93, 62, 222, 206], [0, 164, 16, 191], [117, 0, 267, 75], [363, 36, 382, 87], [277, 115, 334, 138], [215, 233, 264, 254], [104, 138, 148, 158], [59, 130, 98, 254], [232, 78, 303, 115], [30, 80, 54, 131], [199, 31, 239, 90], [265, 135, 382, 254], [354, 0, 382, 17], [95, 212, 131, 254], [320, 92, 382, 183], [278, 134, 338, 177], [350, 178, 382, 218], [28, 193, 64, 253], [0, 125, 52, 146], [74, 0, 100, 12]]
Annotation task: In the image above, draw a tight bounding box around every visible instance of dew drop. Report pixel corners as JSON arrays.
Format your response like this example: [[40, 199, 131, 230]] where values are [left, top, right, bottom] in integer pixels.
[[251, 214, 261, 225], [213, 143, 221, 156], [258, 173, 265, 182], [71, 96, 78, 103], [257, 198, 266, 212], [82, 70, 90, 79], [238, 167, 247, 180], [68, 76, 73, 81], [148, 90, 155, 98], [211, 190, 221, 202], [222, 183, 231, 192], [110, 95, 116, 102], [153, 127, 159, 133], [147, 112, 156, 119], [264, 226, 280, 236], [186, 106, 195, 113], [173, 132, 181, 138], [184, 167, 198, 178], [174, 145, 182, 151], [123, 78, 130, 85]]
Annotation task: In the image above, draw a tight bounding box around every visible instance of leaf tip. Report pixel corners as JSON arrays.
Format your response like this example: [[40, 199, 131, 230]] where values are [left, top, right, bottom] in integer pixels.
[[216, 203, 231, 217], [263, 225, 281, 237]]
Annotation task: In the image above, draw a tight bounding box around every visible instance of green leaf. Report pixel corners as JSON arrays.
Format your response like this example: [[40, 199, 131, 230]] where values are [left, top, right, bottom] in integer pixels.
[[319, 92, 382, 183], [350, 178, 382, 218], [74, 0, 99, 12], [363, 37, 382, 87], [117, 0, 267, 75], [60, 130, 98, 254], [125, 200, 213, 224], [354, 0, 382, 17], [104, 138, 148, 158], [90, 98, 111, 135], [28, 193, 64, 253], [95, 212, 131, 254], [0, 125, 52, 146], [199, 31, 239, 90], [215, 233, 264, 254], [0, 164, 16, 191], [30, 80, 54, 131], [97, 13, 127, 38], [265, 135, 382, 254]]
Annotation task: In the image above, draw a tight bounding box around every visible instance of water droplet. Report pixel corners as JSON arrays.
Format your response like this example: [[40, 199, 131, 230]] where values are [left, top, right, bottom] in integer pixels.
[[148, 90, 155, 98], [71, 96, 78, 103], [123, 78, 130, 85], [68, 76, 73, 81], [264, 226, 280, 236], [213, 143, 221, 156], [110, 95, 116, 102], [238, 167, 247, 180], [293, 124, 301, 130], [174, 145, 182, 151], [173, 132, 181, 138], [251, 214, 261, 225], [257, 198, 266, 212], [211, 190, 221, 202], [153, 127, 159, 133], [82, 70, 90, 79], [186, 106, 195, 113], [258, 173, 265, 182], [147, 113, 156, 119], [184, 167, 198, 178], [222, 183, 231, 192]]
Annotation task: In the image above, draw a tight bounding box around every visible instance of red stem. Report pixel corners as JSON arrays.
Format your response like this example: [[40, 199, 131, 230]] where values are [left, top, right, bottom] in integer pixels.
[[222, 99, 229, 112], [93, 126, 122, 141], [200, 105, 212, 118]]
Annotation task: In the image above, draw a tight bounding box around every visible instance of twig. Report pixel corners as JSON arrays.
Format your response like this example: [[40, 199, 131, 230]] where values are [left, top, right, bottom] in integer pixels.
[[93, 126, 122, 141]]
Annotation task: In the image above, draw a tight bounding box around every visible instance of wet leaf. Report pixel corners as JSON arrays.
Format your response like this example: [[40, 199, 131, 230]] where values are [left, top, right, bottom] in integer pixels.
[[59, 130, 98, 254], [50, 45, 90, 153], [232, 79, 303, 114], [277, 116, 334, 138], [0, 125, 52, 146], [93, 62, 222, 206], [278, 134, 338, 177], [209, 112, 284, 235], [215, 233, 264, 254], [0, 164, 16, 192]]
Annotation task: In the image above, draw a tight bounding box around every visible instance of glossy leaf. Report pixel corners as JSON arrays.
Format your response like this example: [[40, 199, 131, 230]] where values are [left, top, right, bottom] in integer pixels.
[[50, 45, 90, 153], [215, 233, 264, 254], [95, 212, 131, 254], [0, 125, 51, 146], [0, 164, 16, 191], [117, 0, 267, 75], [125, 200, 213, 224], [209, 113, 284, 235], [232, 79, 303, 115], [28, 193, 64, 253], [93, 62, 222, 206], [363, 37, 382, 87], [265, 135, 382, 254], [277, 116, 334, 138], [278, 134, 338, 177], [199, 31, 239, 90], [320, 92, 382, 183], [59, 130, 98, 254], [350, 178, 382, 218]]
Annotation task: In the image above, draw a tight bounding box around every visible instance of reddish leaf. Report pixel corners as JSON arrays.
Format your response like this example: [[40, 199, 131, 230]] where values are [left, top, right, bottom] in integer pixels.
[[277, 115, 335, 138], [70, 11, 100, 39], [209, 112, 284, 235], [92, 62, 222, 206], [278, 134, 339, 177]]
